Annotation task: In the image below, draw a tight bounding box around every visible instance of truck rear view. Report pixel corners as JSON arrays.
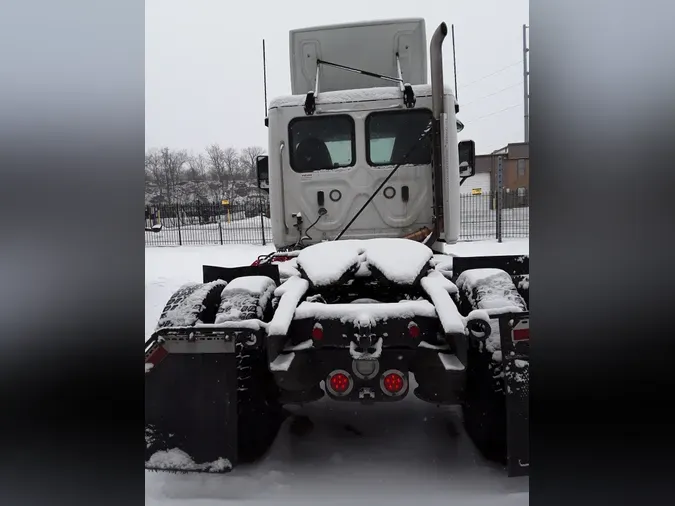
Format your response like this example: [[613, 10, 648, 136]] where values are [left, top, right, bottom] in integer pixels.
[[145, 18, 529, 478]]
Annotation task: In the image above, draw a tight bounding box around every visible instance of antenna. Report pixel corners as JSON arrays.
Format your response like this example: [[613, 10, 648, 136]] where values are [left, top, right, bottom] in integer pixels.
[[451, 25, 458, 101], [262, 39, 268, 118]]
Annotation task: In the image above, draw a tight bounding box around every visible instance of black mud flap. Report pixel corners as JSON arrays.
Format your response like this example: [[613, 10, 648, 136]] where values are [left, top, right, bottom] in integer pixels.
[[498, 312, 530, 477], [203, 264, 280, 286], [145, 330, 238, 473]]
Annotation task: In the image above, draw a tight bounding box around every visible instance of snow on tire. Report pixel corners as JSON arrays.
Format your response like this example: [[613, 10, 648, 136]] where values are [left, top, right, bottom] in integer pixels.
[[156, 281, 227, 329]]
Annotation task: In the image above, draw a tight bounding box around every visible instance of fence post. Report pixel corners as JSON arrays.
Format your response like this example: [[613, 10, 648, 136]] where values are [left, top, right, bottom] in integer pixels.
[[176, 203, 182, 246], [218, 204, 223, 245], [496, 156, 503, 243], [259, 200, 266, 246]]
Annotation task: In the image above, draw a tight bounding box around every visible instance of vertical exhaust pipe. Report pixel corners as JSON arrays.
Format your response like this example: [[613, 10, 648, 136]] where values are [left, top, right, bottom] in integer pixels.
[[425, 22, 448, 247], [431, 22, 448, 121]]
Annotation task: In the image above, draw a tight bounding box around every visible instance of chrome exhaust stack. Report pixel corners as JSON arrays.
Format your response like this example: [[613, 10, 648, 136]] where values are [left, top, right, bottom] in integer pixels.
[[425, 22, 448, 247]]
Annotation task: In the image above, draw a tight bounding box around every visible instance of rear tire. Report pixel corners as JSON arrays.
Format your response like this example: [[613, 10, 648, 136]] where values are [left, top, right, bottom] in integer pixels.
[[156, 281, 226, 328], [146, 280, 283, 469]]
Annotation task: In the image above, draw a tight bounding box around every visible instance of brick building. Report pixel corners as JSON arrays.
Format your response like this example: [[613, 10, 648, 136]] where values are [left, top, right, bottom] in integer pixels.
[[471, 142, 529, 208]]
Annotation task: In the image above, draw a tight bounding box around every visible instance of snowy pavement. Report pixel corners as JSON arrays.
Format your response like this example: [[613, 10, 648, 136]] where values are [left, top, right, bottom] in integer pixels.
[[145, 239, 529, 505]]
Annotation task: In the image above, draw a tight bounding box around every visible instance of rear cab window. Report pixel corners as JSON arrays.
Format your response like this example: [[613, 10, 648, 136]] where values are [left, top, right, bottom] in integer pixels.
[[288, 115, 356, 173], [366, 109, 433, 166]]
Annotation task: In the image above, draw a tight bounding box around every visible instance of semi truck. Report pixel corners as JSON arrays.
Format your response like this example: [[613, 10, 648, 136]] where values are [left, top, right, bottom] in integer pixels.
[[145, 18, 529, 477]]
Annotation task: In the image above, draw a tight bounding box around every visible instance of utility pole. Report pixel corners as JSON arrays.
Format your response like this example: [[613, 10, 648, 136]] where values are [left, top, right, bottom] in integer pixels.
[[262, 39, 268, 117], [451, 25, 458, 101], [523, 24, 529, 143], [497, 156, 503, 243]]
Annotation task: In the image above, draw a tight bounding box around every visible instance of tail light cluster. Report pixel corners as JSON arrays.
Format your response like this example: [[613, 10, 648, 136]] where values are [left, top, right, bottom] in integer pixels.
[[326, 367, 407, 398], [320, 321, 414, 399]]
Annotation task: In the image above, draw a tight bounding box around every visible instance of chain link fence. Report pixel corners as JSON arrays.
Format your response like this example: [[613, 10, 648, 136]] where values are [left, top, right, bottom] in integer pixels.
[[145, 191, 529, 247]]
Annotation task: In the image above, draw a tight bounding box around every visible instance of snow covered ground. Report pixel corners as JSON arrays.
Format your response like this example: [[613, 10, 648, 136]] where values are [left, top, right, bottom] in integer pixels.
[[145, 239, 529, 505]]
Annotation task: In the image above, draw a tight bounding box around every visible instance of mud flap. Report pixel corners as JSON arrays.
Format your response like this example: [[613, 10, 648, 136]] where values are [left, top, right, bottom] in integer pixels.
[[203, 264, 280, 285], [145, 331, 239, 472], [498, 312, 530, 477]]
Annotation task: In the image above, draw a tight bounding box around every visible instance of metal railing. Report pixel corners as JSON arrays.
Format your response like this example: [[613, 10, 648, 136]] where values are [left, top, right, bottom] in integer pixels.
[[459, 190, 529, 241], [145, 202, 272, 246], [145, 192, 529, 247]]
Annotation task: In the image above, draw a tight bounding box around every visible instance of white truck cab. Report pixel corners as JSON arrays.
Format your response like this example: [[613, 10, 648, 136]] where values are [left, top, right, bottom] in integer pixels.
[[256, 19, 476, 251]]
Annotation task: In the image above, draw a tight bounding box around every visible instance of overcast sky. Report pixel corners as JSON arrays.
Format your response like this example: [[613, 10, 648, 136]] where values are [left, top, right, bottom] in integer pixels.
[[146, 0, 528, 156]]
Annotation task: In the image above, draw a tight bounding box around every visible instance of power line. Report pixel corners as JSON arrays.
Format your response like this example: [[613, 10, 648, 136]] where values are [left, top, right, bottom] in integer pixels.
[[463, 103, 522, 125], [460, 81, 522, 107], [457, 60, 523, 89]]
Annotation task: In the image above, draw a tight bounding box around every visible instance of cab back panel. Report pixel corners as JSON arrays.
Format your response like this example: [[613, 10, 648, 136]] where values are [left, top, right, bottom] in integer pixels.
[[270, 96, 438, 246]]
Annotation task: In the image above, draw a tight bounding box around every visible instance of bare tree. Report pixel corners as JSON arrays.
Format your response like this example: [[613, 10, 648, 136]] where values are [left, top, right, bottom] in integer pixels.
[[240, 146, 265, 180], [205, 144, 228, 200], [144, 147, 188, 205], [187, 153, 208, 182], [145, 145, 266, 205], [222, 147, 240, 191], [206, 181, 221, 203], [145, 149, 165, 199], [159, 147, 188, 204]]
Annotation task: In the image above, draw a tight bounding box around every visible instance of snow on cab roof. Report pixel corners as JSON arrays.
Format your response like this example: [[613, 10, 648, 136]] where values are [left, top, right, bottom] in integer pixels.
[[269, 84, 455, 109], [296, 238, 434, 287]]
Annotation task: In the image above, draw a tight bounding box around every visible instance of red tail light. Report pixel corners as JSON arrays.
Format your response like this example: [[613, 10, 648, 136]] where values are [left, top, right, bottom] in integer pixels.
[[312, 324, 323, 340], [513, 328, 529, 341], [408, 322, 420, 338], [326, 369, 353, 396], [383, 373, 404, 393], [330, 373, 350, 392], [380, 369, 407, 396], [512, 319, 530, 342]]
